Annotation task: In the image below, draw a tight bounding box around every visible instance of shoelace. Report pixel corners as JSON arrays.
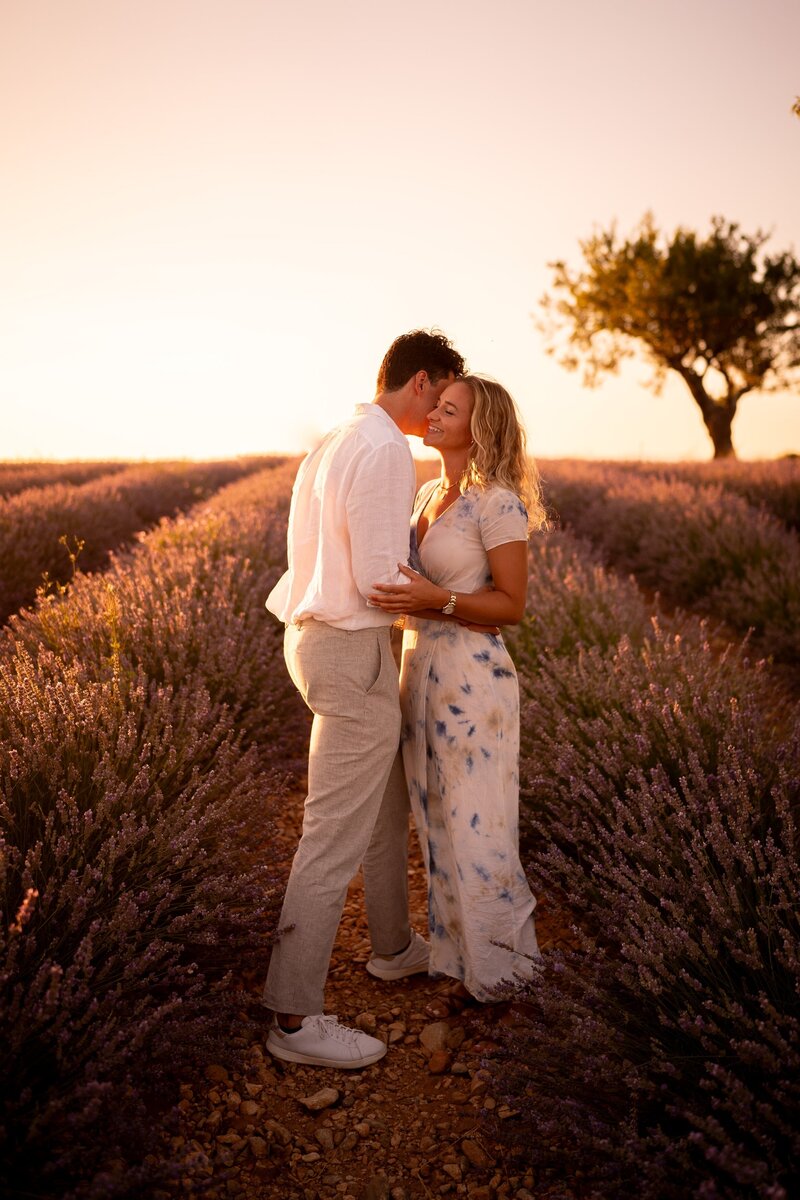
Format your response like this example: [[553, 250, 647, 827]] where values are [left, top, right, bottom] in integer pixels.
[[308, 1015, 362, 1044]]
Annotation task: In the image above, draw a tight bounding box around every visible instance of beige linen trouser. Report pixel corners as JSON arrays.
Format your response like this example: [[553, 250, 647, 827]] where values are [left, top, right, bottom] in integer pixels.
[[263, 620, 412, 1016]]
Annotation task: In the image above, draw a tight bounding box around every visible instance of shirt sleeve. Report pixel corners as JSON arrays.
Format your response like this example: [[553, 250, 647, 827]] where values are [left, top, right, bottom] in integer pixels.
[[346, 440, 416, 598], [479, 487, 529, 550]]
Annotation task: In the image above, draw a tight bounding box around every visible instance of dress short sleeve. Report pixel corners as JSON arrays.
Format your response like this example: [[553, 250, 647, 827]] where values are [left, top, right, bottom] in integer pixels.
[[478, 487, 529, 550]]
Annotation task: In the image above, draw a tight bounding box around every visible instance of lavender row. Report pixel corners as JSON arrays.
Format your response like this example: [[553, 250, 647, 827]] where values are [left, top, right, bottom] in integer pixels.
[[539, 460, 800, 665], [495, 532, 799, 1198], [0, 461, 308, 1200], [0, 457, 274, 626], [614, 456, 800, 532], [0, 459, 127, 498]]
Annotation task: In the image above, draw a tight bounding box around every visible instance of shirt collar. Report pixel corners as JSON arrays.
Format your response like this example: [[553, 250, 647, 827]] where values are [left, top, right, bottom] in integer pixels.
[[354, 403, 401, 432]]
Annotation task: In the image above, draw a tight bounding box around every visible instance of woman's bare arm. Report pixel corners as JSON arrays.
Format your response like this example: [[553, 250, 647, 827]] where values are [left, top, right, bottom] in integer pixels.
[[369, 541, 528, 625]]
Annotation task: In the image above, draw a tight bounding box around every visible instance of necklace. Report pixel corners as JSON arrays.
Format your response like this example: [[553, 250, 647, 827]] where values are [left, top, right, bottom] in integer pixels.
[[436, 481, 460, 494]]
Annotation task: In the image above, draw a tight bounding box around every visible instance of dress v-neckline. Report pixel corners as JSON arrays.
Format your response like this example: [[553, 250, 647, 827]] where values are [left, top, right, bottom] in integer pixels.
[[415, 480, 463, 549]]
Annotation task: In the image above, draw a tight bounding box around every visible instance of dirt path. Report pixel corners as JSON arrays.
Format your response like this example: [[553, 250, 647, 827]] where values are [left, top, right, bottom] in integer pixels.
[[170, 788, 563, 1200]]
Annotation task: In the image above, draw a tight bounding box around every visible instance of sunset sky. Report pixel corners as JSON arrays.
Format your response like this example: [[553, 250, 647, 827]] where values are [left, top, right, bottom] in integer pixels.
[[2, 0, 799, 463]]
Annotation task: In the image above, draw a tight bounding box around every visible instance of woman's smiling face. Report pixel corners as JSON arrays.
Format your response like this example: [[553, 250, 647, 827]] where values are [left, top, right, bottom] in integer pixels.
[[424, 380, 474, 451]]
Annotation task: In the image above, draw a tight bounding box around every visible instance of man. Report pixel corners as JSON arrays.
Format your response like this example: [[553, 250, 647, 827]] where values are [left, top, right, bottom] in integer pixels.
[[263, 329, 466, 1069]]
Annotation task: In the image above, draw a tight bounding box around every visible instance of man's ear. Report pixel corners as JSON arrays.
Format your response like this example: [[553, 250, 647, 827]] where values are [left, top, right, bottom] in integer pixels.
[[414, 370, 428, 395]]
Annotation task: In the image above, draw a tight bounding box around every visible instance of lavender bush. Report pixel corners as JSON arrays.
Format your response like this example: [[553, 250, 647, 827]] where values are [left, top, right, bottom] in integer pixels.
[[492, 531, 800, 1198], [619, 457, 800, 532], [539, 461, 800, 665], [0, 457, 272, 625], [0, 460, 126, 498], [511, 532, 783, 828], [0, 461, 308, 1199], [495, 750, 799, 1199], [8, 465, 304, 762]]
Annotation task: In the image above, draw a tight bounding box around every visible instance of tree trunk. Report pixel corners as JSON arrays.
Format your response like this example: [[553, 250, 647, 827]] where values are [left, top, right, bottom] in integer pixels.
[[678, 370, 738, 459], [704, 407, 736, 459]]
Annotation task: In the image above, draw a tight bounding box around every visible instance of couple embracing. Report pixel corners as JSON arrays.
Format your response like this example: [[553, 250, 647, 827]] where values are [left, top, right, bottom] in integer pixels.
[[263, 329, 547, 1069]]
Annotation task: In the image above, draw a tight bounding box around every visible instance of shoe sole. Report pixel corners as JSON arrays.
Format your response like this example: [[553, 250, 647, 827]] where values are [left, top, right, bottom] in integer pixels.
[[365, 960, 430, 981], [265, 1039, 387, 1069]]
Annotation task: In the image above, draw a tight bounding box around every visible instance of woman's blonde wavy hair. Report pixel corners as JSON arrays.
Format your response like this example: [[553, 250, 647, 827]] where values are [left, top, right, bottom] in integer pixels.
[[458, 375, 548, 532]]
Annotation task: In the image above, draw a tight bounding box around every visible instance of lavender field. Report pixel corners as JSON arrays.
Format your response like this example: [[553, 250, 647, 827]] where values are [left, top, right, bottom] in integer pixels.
[[0, 461, 129, 499], [0, 457, 275, 625], [1, 460, 308, 1198], [1, 457, 798, 1199], [538, 459, 800, 666]]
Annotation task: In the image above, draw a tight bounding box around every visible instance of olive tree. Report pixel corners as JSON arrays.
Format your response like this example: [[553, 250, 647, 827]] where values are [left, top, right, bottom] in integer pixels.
[[540, 214, 800, 458]]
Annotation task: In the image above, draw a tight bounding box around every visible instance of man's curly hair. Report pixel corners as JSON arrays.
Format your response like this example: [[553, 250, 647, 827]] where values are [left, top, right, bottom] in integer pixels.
[[376, 329, 465, 393]]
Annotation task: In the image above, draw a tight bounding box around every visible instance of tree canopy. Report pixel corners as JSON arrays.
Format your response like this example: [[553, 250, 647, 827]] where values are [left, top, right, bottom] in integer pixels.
[[540, 214, 800, 458]]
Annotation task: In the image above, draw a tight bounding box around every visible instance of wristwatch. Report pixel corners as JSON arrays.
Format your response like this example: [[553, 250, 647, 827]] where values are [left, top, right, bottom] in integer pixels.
[[441, 591, 457, 615]]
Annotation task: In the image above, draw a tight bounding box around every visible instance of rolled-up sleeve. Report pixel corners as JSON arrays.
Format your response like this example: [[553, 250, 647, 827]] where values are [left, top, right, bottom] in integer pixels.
[[347, 441, 416, 599]]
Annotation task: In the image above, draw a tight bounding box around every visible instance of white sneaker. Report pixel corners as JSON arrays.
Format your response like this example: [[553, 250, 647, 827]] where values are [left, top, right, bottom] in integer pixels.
[[366, 930, 430, 981], [266, 1014, 387, 1069]]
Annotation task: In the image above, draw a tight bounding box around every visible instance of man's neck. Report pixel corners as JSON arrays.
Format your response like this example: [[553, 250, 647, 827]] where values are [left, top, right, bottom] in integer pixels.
[[373, 391, 411, 434]]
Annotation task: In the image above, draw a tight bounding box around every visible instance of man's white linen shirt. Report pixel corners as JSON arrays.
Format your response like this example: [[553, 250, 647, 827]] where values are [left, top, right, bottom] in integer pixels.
[[266, 404, 416, 630]]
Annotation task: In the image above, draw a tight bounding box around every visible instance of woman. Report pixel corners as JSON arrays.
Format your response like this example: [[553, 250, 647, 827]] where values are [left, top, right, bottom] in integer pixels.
[[369, 375, 547, 1002]]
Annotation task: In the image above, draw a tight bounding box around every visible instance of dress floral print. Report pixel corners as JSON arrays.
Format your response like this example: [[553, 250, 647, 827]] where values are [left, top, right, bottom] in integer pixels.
[[399, 480, 540, 1001]]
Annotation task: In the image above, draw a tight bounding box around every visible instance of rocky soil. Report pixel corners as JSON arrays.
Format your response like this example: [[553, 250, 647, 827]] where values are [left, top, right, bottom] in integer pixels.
[[166, 791, 562, 1200]]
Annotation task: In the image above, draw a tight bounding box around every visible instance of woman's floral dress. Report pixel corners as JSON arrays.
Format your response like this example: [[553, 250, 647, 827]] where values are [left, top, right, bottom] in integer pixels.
[[400, 480, 540, 1001]]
